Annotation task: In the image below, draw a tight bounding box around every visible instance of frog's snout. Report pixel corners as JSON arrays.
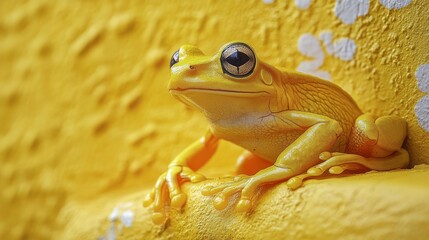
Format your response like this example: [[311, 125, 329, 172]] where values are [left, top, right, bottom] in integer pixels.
[[179, 45, 205, 58], [173, 45, 212, 72]]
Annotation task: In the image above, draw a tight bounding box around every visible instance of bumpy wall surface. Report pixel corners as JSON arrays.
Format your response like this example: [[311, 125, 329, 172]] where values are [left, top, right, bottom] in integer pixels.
[[0, 0, 428, 239]]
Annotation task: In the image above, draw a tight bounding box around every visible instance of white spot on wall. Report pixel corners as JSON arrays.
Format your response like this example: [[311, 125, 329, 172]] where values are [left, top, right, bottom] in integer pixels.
[[415, 95, 429, 132], [415, 64, 429, 132], [334, 0, 370, 25], [298, 34, 323, 59], [379, 0, 412, 9], [295, 0, 312, 10], [297, 34, 331, 80], [99, 203, 135, 240], [333, 38, 357, 61], [416, 64, 429, 93], [319, 31, 335, 55], [105, 225, 116, 240], [109, 208, 119, 221], [319, 31, 357, 61], [262, 0, 275, 4], [120, 210, 134, 227]]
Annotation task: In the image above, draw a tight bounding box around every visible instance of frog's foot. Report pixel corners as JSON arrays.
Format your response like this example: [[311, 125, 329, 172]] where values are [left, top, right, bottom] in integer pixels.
[[143, 166, 206, 225], [202, 176, 251, 211], [202, 166, 294, 212], [286, 152, 360, 189], [287, 149, 409, 190], [309, 149, 408, 176], [306, 152, 367, 177]]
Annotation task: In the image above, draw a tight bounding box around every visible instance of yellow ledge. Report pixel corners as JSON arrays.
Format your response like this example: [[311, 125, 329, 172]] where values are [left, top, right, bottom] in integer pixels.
[[62, 165, 429, 240]]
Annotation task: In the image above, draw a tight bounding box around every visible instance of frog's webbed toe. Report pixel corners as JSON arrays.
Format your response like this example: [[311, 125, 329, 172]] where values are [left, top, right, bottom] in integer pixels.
[[307, 150, 409, 176], [306, 152, 365, 176], [144, 166, 208, 225], [143, 189, 168, 224], [203, 166, 296, 212], [286, 152, 363, 189], [202, 177, 250, 211]]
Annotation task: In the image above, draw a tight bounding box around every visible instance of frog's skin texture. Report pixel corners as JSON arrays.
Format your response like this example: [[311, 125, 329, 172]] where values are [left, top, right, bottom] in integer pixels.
[[144, 42, 409, 225]]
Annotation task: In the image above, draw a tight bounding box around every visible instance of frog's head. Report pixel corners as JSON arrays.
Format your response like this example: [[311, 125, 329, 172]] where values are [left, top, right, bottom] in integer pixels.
[[168, 42, 281, 122]]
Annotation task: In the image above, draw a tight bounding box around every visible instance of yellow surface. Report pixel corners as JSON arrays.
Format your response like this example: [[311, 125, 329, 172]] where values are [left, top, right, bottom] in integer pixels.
[[64, 166, 429, 240], [0, 0, 428, 239]]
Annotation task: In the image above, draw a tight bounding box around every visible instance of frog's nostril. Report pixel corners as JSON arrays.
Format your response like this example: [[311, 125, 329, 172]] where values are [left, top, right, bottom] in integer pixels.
[[180, 45, 204, 57], [189, 65, 196, 70]]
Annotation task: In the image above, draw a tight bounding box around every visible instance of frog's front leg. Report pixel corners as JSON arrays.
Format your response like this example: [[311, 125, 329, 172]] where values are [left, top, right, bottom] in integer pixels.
[[144, 129, 219, 224], [202, 111, 343, 212]]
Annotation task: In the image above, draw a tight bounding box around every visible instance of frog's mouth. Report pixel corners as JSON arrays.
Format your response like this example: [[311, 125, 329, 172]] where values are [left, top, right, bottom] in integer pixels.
[[169, 87, 273, 120], [170, 88, 269, 97]]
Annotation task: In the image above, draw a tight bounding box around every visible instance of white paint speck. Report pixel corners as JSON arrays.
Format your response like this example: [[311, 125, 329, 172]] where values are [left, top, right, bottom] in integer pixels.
[[415, 95, 429, 132], [379, 0, 412, 9], [120, 210, 134, 228], [295, 0, 312, 10], [298, 34, 323, 59], [109, 208, 119, 221], [416, 64, 429, 93], [319, 31, 335, 55], [100, 203, 135, 240], [333, 38, 357, 61], [297, 34, 331, 80], [263, 0, 275, 4], [319, 31, 357, 61], [415, 64, 429, 132], [106, 225, 116, 240], [334, 0, 370, 25]]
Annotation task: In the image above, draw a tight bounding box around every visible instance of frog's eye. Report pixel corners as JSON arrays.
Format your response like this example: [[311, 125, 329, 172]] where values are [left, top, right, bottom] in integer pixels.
[[220, 43, 256, 78], [170, 50, 179, 68]]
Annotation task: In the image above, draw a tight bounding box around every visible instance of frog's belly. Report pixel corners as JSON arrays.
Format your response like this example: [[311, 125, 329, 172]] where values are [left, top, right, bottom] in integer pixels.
[[221, 129, 305, 162]]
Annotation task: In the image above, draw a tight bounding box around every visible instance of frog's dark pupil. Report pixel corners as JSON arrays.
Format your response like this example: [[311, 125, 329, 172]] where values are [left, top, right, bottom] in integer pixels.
[[170, 51, 179, 68], [226, 50, 250, 67]]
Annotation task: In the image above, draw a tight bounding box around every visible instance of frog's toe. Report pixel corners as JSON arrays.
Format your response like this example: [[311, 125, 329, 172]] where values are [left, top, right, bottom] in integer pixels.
[[213, 196, 229, 210], [236, 198, 251, 212], [201, 186, 215, 196], [286, 176, 304, 190], [201, 177, 247, 196], [223, 174, 247, 181], [329, 166, 345, 174], [319, 152, 344, 161], [307, 167, 324, 176], [213, 185, 245, 210], [143, 189, 155, 207], [151, 212, 167, 225], [171, 193, 187, 208], [236, 174, 248, 179], [181, 167, 206, 183], [234, 178, 264, 212], [319, 152, 332, 161], [201, 184, 229, 196], [201, 185, 229, 196], [311, 154, 364, 175]]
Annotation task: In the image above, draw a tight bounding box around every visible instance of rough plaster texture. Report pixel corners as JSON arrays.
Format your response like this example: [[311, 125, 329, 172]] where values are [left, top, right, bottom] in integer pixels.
[[0, 0, 428, 239], [64, 166, 429, 240]]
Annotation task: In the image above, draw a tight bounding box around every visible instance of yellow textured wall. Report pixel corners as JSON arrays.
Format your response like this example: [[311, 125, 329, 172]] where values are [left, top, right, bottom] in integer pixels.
[[0, 0, 428, 239]]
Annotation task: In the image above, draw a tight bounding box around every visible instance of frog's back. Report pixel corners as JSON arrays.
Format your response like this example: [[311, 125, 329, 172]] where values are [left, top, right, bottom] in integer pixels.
[[274, 71, 362, 150]]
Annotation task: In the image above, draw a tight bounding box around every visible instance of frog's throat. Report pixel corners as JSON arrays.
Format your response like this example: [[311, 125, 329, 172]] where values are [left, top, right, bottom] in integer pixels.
[[169, 88, 272, 122], [169, 88, 270, 97]]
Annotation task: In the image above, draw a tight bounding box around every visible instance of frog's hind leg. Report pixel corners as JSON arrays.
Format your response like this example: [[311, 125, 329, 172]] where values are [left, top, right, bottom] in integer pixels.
[[307, 149, 409, 175], [348, 114, 407, 158], [313, 114, 409, 175], [287, 114, 410, 189], [235, 151, 273, 176], [287, 149, 409, 189]]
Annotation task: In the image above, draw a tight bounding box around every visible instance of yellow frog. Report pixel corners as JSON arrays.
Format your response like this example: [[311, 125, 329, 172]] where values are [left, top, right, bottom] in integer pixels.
[[144, 42, 409, 224]]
